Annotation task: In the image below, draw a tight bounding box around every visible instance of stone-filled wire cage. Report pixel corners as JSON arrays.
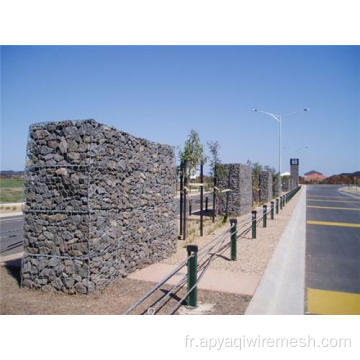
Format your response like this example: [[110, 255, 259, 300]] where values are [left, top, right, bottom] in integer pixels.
[[215, 163, 252, 217], [21, 119, 177, 294]]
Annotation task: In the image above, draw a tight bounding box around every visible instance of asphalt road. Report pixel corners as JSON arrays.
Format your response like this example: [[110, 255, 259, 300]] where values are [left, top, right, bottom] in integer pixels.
[[176, 192, 213, 213], [0, 214, 24, 257], [305, 185, 360, 314]]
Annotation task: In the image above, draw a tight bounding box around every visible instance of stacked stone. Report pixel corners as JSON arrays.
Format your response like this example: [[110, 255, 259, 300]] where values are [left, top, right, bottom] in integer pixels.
[[259, 170, 273, 202], [216, 163, 252, 216], [273, 175, 280, 197], [21, 119, 177, 294]]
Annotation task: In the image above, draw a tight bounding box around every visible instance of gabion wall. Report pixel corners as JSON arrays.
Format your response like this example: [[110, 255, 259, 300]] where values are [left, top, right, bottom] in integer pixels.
[[282, 177, 290, 192], [21, 119, 177, 294], [216, 163, 252, 216], [273, 175, 280, 197], [259, 170, 273, 202]]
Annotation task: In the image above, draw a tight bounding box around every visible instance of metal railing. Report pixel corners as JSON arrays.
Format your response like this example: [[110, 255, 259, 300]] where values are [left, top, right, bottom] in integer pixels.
[[124, 185, 301, 315]]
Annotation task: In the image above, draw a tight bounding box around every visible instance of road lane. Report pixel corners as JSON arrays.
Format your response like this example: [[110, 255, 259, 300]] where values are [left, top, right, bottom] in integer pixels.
[[305, 185, 360, 314], [0, 214, 24, 256]]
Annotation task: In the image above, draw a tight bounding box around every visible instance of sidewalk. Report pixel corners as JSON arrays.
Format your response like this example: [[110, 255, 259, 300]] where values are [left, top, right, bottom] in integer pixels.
[[245, 186, 306, 314], [128, 263, 261, 296], [0, 212, 23, 218], [0, 202, 24, 217]]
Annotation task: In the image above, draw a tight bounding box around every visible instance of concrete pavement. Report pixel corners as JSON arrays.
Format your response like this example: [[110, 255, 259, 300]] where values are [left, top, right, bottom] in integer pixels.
[[246, 186, 306, 314], [128, 263, 261, 296]]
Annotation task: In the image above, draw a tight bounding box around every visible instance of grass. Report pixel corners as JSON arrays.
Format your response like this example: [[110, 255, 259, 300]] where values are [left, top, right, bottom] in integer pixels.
[[0, 178, 24, 203], [0, 178, 24, 188]]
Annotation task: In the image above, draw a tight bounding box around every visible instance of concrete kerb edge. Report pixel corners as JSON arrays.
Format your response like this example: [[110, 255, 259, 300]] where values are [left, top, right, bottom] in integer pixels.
[[245, 185, 306, 315]]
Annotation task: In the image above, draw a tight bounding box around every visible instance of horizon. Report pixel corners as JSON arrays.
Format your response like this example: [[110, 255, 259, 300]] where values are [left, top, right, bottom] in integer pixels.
[[1, 45, 359, 176]]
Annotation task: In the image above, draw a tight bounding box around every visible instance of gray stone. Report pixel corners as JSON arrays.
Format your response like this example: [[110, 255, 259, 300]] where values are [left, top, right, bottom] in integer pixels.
[[75, 282, 87, 294], [216, 163, 252, 216], [259, 170, 273, 203], [22, 119, 177, 294], [48, 257, 59, 267]]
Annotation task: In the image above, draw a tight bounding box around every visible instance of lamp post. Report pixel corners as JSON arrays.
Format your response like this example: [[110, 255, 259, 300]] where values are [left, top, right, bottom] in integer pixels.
[[252, 108, 309, 195]]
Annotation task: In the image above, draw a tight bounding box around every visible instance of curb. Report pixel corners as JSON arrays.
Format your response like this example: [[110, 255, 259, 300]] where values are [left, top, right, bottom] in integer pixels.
[[0, 212, 23, 218], [0, 251, 24, 266], [245, 186, 306, 315]]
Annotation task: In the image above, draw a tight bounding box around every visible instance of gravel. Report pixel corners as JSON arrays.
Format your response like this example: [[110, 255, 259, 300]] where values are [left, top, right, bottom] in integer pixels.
[[162, 188, 303, 275]]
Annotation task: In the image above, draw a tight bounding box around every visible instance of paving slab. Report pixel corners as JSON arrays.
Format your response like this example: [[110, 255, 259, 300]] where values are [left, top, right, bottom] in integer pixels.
[[128, 263, 261, 296]]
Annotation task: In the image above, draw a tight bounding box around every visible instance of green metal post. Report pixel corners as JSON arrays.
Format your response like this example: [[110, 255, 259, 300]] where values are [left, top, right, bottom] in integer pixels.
[[271, 201, 274, 220], [205, 197, 208, 211], [280, 196, 283, 210], [252, 210, 257, 239], [263, 205, 267, 228], [189, 199, 192, 216], [186, 244, 198, 308], [230, 218, 237, 261], [276, 198, 279, 214]]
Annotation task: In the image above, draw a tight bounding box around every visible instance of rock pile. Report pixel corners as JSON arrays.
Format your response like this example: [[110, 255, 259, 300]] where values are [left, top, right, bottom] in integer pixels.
[[273, 174, 280, 197], [259, 170, 273, 202], [216, 163, 252, 216], [21, 119, 177, 294]]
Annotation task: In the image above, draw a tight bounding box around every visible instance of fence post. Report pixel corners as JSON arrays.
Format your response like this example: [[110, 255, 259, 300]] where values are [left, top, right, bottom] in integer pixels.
[[183, 160, 188, 240], [271, 201, 274, 220], [280, 195, 283, 210], [230, 218, 237, 261], [186, 244, 198, 308], [263, 204, 267, 228], [200, 162, 204, 236], [179, 161, 183, 237], [276, 198, 279, 214], [189, 199, 192, 216], [212, 165, 217, 223], [252, 210, 257, 239]]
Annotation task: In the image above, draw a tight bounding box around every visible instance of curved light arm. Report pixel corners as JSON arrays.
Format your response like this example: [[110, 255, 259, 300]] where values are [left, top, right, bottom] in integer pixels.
[[252, 109, 281, 123]]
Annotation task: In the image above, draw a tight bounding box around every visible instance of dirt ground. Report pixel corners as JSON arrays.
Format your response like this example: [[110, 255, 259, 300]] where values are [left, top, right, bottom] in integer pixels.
[[0, 260, 250, 315], [0, 189, 302, 315]]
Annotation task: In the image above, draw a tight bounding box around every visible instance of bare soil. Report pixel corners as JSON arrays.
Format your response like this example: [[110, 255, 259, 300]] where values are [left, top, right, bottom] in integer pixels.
[[0, 260, 250, 315]]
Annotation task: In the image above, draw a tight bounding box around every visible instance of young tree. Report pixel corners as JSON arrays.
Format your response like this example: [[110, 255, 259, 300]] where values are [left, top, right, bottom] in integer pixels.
[[179, 130, 206, 177]]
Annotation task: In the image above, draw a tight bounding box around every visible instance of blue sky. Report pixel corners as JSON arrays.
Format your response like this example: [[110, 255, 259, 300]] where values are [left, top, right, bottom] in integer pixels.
[[1, 45, 359, 176]]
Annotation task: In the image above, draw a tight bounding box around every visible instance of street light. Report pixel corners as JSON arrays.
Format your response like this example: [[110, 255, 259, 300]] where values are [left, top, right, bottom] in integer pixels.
[[252, 108, 309, 194]]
